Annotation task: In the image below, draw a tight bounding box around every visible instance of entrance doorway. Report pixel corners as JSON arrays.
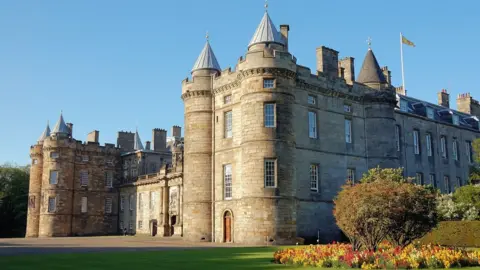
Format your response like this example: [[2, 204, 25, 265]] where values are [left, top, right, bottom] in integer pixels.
[[150, 220, 157, 237], [224, 211, 232, 243], [170, 215, 177, 236]]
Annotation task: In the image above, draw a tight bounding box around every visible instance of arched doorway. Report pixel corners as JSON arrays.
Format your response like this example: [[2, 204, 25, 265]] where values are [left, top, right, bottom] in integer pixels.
[[223, 211, 232, 243]]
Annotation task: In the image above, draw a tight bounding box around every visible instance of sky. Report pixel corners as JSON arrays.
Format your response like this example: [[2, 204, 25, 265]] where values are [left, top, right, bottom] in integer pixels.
[[1, 0, 479, 165]]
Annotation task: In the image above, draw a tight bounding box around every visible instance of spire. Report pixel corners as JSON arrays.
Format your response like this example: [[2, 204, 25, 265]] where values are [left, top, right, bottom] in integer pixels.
[[248, 4, 284, 48], [51, 112, 70, 135], [38, 121, 51, 142], [357, 48, 387, 84], [191, 34, 221, 73], [133, 129, 144, 151]]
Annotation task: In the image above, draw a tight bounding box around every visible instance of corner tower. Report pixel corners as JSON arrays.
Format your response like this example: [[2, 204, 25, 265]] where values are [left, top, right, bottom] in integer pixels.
[[26, 122, 50, 237], [357, 47, 388, 90], [181, 36, 220, 241]]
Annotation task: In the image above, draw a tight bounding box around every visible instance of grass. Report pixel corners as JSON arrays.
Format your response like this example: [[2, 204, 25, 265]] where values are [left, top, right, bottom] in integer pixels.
[[1, 246, 480, 270]]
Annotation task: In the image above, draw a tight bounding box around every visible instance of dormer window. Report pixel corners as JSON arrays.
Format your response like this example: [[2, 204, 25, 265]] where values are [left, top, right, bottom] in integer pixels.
[[400, 100, 408, 112], [452, 115, 460, 125], [263, 79, 274, 88], [426, 107, 434, 119]]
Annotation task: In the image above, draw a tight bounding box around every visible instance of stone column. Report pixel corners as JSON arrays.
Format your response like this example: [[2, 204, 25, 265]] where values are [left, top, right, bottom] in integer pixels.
[[179, 185, 183, 226], [162, 185, 169, 236]]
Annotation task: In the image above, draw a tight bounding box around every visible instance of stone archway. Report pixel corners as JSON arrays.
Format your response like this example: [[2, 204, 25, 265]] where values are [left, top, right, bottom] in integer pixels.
[[223, 211, 233, 243]]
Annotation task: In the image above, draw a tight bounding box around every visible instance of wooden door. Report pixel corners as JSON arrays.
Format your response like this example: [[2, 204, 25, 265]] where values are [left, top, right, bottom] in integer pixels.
[[224, 214, 232, 242]]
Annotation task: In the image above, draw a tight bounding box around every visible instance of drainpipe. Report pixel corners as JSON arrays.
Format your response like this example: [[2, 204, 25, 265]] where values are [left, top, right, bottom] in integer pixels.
[[211, 73, 216, 242]]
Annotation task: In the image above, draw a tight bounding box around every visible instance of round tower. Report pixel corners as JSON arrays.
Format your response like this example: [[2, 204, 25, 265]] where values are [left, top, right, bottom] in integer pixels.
[[235, 10, 297, 244], [26, 123, 50, 237], [38, 113, 76, 237], [181, 38, 220, 241]]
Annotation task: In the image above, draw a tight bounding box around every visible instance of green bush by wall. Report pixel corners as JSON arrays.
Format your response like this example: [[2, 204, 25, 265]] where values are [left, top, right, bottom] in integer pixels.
[[419, 221, 480, 247]]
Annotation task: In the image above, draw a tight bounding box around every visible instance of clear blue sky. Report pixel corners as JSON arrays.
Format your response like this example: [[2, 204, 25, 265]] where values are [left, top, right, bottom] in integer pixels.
[[1, 0, 479, 165]]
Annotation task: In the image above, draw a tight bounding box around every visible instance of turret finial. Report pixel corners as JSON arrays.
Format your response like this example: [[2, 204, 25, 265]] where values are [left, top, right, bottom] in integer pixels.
[[206, 31, 209, 41], [367, 36, 372, 50], [265, 0, 268, 12]]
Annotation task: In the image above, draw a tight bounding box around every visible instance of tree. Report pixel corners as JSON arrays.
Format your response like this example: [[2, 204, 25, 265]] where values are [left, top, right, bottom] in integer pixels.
[[453, 185, 480, 210], [0, 164, 30, 238], [334, 167, 438, 250], [470, 139, 480, 184]]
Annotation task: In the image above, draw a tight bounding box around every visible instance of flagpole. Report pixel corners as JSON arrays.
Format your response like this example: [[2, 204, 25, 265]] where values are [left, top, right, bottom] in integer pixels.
[[400, 32, 406, 94]]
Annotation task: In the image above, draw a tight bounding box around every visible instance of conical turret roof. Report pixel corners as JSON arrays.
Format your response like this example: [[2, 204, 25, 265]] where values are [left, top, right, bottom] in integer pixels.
[[51, 112, 70, 135], [248, 11, 284, 48], [133, 129, 144, 151], [38, 122, 51, 142], [357, 49, 387, 84], [191, 41, 221, 72]]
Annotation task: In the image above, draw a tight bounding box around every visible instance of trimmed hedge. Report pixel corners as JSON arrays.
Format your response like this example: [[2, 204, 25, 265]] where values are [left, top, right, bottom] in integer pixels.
[[419, 221, 480, 247]]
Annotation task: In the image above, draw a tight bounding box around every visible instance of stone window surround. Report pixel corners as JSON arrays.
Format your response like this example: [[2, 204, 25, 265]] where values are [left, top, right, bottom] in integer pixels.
[[440, 136, 448, 159], [345, 118, 352, 144], [47, 196, 56, 213], [310, 164, 319, 191], [308, 111, 317, 139], [263, 78, 275, 89], [426, 133, 433, 157], [413, 129, 420, 155], [264, 103, 276, 128], [49, 170, 58, 185], [452, 138, 459, 161], [224, 111, 233, 138], [224, 164, 233, 199], [466, 141, 473, 163], [264, 158, 276, 188]]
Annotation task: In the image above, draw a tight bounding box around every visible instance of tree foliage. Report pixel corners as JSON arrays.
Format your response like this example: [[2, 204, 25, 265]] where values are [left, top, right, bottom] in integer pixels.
[[334, 167, 438, 250], [0, 163, 30, 238]]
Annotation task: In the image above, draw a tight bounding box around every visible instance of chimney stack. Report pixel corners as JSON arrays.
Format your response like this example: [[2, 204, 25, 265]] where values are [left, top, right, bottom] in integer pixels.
[[87, 130, 99, 143], [280, 25, 289, 52], [438, 89, 450, 108], [381, 66, 392, 86], [338, 57, 355, 84], [172, 125, 182, 138], [316, 46, 339, 79], [145, 141, 151, 151], [152, 128, 167, 152]]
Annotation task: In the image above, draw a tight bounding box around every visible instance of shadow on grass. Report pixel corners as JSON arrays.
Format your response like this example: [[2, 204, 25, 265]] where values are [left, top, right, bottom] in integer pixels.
[[0, 247, 302, 270]]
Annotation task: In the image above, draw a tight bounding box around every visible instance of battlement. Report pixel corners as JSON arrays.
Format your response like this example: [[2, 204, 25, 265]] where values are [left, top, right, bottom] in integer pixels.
[[153, 128, 166, 132]]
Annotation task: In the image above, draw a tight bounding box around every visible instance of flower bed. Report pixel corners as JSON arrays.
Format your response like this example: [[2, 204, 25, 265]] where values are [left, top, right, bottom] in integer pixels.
[[273, 243, 480, 269]]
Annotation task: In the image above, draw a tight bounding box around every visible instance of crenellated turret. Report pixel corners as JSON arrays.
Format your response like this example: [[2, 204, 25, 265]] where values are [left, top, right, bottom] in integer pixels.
[[181, 36, 220, 241]]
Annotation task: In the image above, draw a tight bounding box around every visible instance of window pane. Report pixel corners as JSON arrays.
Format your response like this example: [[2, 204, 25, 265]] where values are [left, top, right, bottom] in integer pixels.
[[80, 171, 88, 186], [120, 196, 125, 211], [344, 104, 351, 113], [413, 130, 420, 155], [441, 137, 447, 158], [49, 171, 58, 184], [416, 173, 423, 185], [347, 169, 355, 183], [453, 140, 458, 161], [105, 171, 113, 187], [105, 197, 112, 213], [264, 159, 275, 187], [308, 111, 317, 138], [430, 174, 436, 188], [264, 104, 275, 127], [345, 119, 352, 143], [308, 95, 316, 105], [310, 164, 318, 191], [263, 79, 274, 88], [48, 197, 56, 213], [225, 111, 233, 138], [426, 134, 432, 156], [224, 164, 232, 199]]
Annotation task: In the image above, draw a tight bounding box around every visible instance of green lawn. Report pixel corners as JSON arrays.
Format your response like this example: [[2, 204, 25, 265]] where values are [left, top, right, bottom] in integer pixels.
[[1, 246, 480, 270]]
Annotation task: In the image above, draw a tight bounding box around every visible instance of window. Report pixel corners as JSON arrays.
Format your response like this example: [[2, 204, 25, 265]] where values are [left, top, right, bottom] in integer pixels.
[[82, 156, 89, 162], [119, 221, 124, 230], [308, 111, 317, 138], [49, 170, 58, 184], [105, 197, 112, 214], [308, 95, 316, 105], [123, 170, 128, 179], [416, 173, 424, 185], [150, 163, 157, 173], [224, 95, 232, 104], [80, 171, 88, 187], [452, 115, 459, 125], [81, 197, 87, 213], [444, 176, 450, 193], [50, 152, 59, 159], [441, 136, 447, 158], [413, 130, 420, 155], [466, 141, 473, 163], [48, 197, 56, 213], [107, 159, 113, 166], [347, 168, 356, 183], [225, 111, 233, 138], [150, 192, 156, 210], [344, 104, 352, 113], [120, 196, 125, 211], [426, 133, 433, 157], [33, 159, 38, 165], [395, 125, 401, 151], [105, 171, 113, 188], [310, 164, 319, 191], [264, 104, 275, 127], [426, 107, 434, 119], [129, 194, 134, 211], [224, 164, 232, 199], [264, 159, 276, 188], [132, 168, 137, 177], [263, 79, 274, 88], [129, 220, 133, 230], [452, 139, 458, 161], [345, 119, 352, 143], [456, 177, 462, 187], [138, 220, 143, 229], [429, 174, 436, 188], [138, 193, 143, 211], [400, 100, 408, 112]]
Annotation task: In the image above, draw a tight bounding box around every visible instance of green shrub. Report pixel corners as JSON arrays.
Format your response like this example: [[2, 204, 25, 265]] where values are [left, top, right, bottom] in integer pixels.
[[419, 221, 480, 247]]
